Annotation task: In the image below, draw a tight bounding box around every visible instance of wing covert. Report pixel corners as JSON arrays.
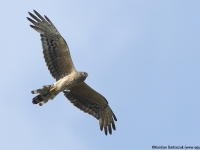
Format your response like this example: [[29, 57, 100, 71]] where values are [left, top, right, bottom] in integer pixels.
[[27, 10, 76, 80]]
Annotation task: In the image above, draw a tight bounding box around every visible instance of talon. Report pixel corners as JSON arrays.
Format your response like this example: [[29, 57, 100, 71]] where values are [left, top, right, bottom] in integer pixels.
[[50, 87, 55, 92]]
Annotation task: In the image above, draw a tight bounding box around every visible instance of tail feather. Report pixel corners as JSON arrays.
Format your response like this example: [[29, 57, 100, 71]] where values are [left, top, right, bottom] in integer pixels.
[[31, 85, 57, 106], [31, 85, 52, 94]]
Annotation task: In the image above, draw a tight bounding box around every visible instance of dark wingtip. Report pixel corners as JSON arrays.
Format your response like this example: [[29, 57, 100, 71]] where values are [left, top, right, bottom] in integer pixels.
[[104, 127, 108, 135], [30, 25, 34, 28], [113, 114, 117, 121], [44, 15, 52, 25], [108, 125, 112, 135], [105, 131, 108, 135], [28, 12, 34, 17], [112, 122, 116, 130], [27, 17, 37, 25], [100, 126, 103, 131]]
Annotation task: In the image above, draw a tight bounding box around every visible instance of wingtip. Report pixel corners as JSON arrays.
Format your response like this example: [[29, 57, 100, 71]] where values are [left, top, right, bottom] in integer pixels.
[[99, 118, 104, 131], [104, 130, 108, 135], [112, 122, 116, 130], [33, 9, 37, 13], [113, 113, 117, 121], [30, 25, 34, 28], [108, 124, 112, 134], [100, 126, 103, 131], [104, 126, 108, 135], [28, 12, 34, 17]]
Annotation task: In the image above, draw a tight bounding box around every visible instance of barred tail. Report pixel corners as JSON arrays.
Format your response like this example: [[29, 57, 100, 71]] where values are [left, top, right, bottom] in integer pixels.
[[31, 85, 57, 106]]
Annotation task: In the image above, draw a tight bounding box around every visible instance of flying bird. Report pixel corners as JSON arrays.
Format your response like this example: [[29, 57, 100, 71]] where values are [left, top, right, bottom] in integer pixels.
[[27, 10, 117, 135]]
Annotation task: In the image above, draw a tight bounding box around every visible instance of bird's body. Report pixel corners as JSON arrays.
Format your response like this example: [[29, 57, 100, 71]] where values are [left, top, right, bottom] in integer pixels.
[[52, 71, 88, 91], [31, 71, 88, 106], [27, 10, 117, 135]]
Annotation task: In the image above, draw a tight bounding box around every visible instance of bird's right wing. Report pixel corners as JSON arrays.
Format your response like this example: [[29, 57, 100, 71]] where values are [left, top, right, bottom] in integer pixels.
[[63, 82, 117, 135], [27, 10, 76, 80]]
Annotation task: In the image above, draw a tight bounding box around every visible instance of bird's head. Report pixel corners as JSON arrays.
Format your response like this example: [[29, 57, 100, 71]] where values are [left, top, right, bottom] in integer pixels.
[[81, 72, 88, 77], [77, 71, 88, 82]]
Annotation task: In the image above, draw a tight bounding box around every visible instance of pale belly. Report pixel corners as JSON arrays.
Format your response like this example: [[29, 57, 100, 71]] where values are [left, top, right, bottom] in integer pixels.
[[52, 71, 86, 93]]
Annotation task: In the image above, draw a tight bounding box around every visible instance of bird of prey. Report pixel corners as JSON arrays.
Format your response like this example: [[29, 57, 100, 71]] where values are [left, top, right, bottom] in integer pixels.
[[27, 10, 117, 135]]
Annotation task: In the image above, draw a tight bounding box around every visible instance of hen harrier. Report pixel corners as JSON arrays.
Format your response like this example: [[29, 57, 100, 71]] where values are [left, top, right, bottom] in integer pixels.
[[27, 10, 117, 135]]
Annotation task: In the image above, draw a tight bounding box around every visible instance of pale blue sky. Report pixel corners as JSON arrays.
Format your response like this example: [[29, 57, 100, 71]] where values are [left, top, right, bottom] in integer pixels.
[[0, 0, 200, 149]]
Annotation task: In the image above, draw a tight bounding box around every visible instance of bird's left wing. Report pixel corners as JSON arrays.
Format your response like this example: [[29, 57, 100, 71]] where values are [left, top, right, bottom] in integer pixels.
[[63, 82, 117, 135], [27, 10, 76, 80]]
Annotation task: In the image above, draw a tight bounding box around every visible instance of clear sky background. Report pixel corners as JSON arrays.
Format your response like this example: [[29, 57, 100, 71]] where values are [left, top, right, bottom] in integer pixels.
[[0, 0, 200, 150]]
